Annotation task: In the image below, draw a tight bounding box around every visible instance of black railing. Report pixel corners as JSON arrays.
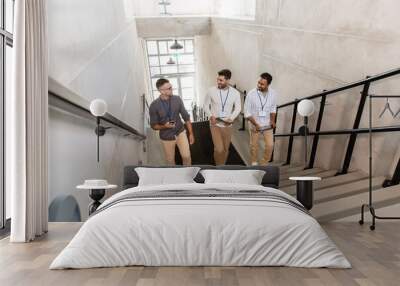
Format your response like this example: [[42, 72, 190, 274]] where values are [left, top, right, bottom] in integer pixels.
[[270, 67, 400, 187], [49, 77, 146, 140], [192, 103, 208, 122], [232, 68, 400, 187]]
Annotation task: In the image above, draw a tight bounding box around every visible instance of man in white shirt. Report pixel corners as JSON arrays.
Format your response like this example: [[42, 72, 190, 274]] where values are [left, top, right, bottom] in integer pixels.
[[244, 72, 277, 165], [203, 69, 241, 165]]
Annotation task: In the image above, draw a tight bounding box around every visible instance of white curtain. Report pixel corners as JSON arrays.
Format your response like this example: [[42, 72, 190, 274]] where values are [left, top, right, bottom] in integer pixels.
[[7, 0, 48, 242]]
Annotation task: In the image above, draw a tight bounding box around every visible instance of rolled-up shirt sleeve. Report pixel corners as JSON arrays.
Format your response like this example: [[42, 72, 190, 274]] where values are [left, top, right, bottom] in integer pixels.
[[244, 92, 253, 118], [179, 97, 191, 122], [229, 90, 242, 121]]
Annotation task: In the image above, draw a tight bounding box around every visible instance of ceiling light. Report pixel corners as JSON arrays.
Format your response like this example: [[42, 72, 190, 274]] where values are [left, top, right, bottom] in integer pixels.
[[166, 57, 176, 65], [170, 40, 183, 50]]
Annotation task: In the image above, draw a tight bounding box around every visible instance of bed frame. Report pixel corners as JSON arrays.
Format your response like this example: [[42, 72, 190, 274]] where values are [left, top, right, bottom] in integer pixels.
[[123, 165, 280, 189]]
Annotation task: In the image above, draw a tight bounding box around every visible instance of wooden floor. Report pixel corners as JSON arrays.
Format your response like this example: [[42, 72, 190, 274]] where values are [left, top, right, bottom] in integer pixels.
[[1, 222, 400, 286]]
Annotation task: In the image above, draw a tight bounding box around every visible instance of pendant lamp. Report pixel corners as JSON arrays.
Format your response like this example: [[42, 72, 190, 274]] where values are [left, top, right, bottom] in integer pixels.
[[170, 39, 183, 50]]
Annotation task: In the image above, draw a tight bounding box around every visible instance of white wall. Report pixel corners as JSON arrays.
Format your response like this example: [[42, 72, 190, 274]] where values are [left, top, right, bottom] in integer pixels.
[[132, 0, 213, 16], [196, 0, 400, 177], [131, 0, 255, 18], [212, 0, 256, 19], [136, 16, 211, 38], [48, 0, 147, 221]]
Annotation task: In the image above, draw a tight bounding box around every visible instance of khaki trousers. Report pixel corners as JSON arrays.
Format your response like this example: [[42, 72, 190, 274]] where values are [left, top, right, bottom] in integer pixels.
[[161, 131, 191, 165], [210, 125, 233, 165], [250, 129, 274, 165]]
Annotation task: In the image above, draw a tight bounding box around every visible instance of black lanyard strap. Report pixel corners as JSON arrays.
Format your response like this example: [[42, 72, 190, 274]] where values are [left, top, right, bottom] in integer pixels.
[[257, 90, 268, 111], [219, 87, 230, 112]]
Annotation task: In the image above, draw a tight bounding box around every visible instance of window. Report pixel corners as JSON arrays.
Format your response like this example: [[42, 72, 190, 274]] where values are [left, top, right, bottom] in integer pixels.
[[1, 0, 14, 231], [145, 38, 196, 118]]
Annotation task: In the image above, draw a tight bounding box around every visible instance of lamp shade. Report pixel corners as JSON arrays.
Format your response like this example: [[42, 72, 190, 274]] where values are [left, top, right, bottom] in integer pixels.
[[166, 57, 176, 65], [170, 40, 183, 50], [297, 99, 315, 117], [90, 99, 108, 117]]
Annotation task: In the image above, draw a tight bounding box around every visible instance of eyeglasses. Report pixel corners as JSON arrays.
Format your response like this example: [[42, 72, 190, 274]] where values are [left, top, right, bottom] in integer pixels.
[[160, 86, 172, 91]]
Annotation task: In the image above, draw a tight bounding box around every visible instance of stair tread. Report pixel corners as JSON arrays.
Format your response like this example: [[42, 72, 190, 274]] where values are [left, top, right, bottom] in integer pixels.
[[281, 170, 368, 194], [280, 170, 337, 189], [311, 184, 400, 221], [314, 176, 386, 203], [177, 121, 245, 165], [280, 166, 306, 174], [280, 168, 323, 180]]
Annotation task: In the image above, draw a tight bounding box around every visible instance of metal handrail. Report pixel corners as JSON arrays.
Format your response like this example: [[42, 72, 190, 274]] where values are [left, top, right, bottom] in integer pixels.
[[273, 68, 400, 172], [233, 67, 400, 188], [277, 67, 400, 108], [49, 77, 146, 140], [274, 125, 400, 137]]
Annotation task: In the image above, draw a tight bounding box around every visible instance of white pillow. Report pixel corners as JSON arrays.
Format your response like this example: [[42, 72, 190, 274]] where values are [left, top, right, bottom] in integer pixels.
[[135, 167, 201, 186], [200, 169, 266, 185]]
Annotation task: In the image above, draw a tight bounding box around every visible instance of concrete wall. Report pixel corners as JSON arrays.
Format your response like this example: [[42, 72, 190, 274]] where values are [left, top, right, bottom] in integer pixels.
[[196, 0, 400, 177], [131, 0, 255, 18], [132, 0, 212, 16], [136, 16, 211, 38], [212, 0, 256, 19], [48, 0, 147, 221]]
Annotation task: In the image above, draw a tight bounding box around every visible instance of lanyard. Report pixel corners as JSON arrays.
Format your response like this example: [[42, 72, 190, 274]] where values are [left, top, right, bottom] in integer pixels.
[[257, 90, 268, 111], [219, 87, 230, 112], [160, 97, 172, 120]]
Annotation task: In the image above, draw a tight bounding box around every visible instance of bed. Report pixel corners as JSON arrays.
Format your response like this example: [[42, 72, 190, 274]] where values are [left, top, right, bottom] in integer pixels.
[[50, 165, 350, 269]]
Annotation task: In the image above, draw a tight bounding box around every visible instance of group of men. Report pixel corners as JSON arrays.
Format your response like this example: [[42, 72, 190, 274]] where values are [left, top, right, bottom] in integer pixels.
[[149, 69, 277, 166]]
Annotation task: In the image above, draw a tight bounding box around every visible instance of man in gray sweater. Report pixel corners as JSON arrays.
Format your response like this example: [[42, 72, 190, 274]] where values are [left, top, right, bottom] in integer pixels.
[[149, 78, 195, 165]]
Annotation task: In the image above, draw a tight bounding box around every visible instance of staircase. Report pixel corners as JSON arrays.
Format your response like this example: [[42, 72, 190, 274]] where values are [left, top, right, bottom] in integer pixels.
[[228, 68, 400, 223], [272, 164, 400, 221], [229, 119, 400, 222], [146, 121, 400, 222], [146, 121, 245, 165]]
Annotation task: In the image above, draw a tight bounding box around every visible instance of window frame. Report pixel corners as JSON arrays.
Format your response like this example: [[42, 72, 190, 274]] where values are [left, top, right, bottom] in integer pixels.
[[145, 38, 196, 116]]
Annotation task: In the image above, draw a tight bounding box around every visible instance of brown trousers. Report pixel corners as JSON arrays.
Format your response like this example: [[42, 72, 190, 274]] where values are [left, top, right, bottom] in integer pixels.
[[161, 130, 191, 165], [250, 129, 274, 165], [210, 125, 233, 165]]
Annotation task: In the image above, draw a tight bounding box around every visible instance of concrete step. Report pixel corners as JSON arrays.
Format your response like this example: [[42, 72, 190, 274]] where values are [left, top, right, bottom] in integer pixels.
[[314, 176, 385, 203], [280, 165, 306, 175], [311, 184, 400, 222], [268, 161, 286, 167], [280, 170, 338, 189], [281, 170, 368, 194], [280, 168, 323, 180], [278, 164, 303, 172], [279, 168, 333, 187]]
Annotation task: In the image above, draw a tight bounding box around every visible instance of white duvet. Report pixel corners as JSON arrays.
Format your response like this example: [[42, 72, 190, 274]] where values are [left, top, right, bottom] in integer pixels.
[[50, 183, 351, 269]]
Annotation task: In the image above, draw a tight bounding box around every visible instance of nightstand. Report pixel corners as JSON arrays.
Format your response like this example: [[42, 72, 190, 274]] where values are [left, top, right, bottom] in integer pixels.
[[77, 180, 117, 215], [289, 176, 321, 210]]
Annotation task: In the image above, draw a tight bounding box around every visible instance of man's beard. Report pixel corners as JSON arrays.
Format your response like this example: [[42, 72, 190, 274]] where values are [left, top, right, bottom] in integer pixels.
[[161, 93, 172, 98], [218, 84, 227, 89]]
